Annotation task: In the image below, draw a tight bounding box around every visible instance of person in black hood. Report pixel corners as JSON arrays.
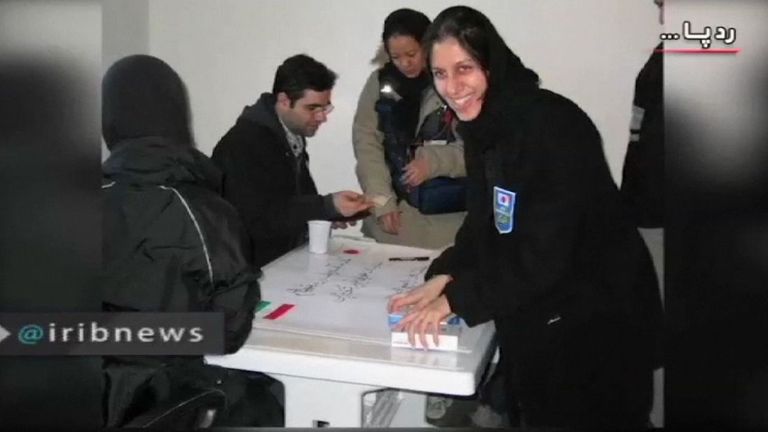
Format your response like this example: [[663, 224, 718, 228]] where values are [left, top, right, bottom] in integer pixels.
[[101, 55, 281, 427], [390, 6, 663, 429], [212, 54, 373, 268]]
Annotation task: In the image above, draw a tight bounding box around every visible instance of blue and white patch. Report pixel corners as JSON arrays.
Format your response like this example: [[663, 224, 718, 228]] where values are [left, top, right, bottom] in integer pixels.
[[493, 186, 516, 234]]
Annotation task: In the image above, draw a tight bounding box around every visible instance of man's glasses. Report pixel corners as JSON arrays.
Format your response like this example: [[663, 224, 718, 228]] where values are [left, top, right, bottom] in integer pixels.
[[305, 104, 334, 116]]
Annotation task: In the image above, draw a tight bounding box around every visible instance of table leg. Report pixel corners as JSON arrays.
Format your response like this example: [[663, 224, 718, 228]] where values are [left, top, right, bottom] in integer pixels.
[[388, 390, 432, 427], [268, 373, 380, 427]]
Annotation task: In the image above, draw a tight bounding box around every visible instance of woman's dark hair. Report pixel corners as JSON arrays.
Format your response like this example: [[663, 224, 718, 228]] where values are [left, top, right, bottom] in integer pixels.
[[422, 6, 492, 71], [381, 8, 431, 52], [422, 6, 539, 87]]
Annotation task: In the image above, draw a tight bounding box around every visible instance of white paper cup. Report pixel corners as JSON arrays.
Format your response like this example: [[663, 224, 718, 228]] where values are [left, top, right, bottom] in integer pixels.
[[307, 220, 332, 254]]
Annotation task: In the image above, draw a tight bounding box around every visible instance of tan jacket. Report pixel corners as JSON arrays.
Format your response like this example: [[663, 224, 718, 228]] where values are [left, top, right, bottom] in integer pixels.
[[352, 69, 467, 249]]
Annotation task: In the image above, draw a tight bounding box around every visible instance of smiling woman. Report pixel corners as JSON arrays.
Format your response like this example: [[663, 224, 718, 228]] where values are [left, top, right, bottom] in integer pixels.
[[391, 5, 664, 429], [429, 37, 488, 121]]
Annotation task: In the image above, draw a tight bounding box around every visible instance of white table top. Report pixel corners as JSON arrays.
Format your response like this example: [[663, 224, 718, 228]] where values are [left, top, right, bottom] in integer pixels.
[[206, 236, 497, 396]]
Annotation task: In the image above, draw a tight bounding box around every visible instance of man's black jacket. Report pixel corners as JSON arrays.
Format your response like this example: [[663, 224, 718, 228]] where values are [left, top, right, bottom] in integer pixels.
[[212, 93, 340, 268]]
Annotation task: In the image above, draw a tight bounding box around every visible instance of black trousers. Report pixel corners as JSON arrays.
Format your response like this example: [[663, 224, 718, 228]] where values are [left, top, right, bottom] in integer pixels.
[[498, 312, 655, 429]]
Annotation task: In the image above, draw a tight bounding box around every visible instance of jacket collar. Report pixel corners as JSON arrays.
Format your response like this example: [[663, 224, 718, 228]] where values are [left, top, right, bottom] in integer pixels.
[[239, 92, 298, 157], [103, 136, 222, 192]]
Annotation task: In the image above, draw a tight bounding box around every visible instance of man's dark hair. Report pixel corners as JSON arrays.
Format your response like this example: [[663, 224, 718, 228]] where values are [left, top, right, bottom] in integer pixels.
[[272, 54, 337, 105]]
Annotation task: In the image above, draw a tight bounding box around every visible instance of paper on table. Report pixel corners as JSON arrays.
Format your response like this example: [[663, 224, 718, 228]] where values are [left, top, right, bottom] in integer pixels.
[[253, 238, 446, 345]]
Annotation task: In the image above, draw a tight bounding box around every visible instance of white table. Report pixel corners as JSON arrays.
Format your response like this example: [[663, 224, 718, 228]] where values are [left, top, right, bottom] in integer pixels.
[[206, 236, 497, 427]]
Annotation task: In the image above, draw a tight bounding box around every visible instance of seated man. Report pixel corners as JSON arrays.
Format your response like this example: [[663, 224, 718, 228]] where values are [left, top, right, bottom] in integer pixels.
[[212, 54, 373, 268], [101, 54, 279, 427]]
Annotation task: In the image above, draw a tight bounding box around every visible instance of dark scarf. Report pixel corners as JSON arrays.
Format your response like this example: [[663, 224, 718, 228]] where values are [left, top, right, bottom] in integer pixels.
[[380, 61, 430, 101], [456, 30, 541, 156], [379, 62, 431, 139]]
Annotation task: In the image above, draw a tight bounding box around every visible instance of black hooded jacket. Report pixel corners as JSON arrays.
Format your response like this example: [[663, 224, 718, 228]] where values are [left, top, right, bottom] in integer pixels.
[[101, 55, 261, 426], [211, 93, 341, 268], [426, 25, 663, 357], [102, 139, 260, 350]]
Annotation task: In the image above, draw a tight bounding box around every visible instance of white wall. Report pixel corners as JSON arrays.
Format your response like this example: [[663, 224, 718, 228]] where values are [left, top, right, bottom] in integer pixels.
[[102, 0, 149, 70], [131, 0, 659, 194], [1, 0, 101, 88], [1, 0, 101, 160]]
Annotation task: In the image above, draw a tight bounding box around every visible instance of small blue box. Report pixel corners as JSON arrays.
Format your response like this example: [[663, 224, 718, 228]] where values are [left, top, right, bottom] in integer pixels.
[[388, 312, 460, 327]]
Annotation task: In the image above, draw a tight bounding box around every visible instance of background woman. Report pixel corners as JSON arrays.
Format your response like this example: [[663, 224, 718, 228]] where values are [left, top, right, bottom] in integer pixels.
[[352, 8, 466, 249]]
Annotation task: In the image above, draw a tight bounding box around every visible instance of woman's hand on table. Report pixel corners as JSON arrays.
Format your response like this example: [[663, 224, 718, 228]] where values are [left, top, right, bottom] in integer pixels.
[[395, 294, 452, 350]]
